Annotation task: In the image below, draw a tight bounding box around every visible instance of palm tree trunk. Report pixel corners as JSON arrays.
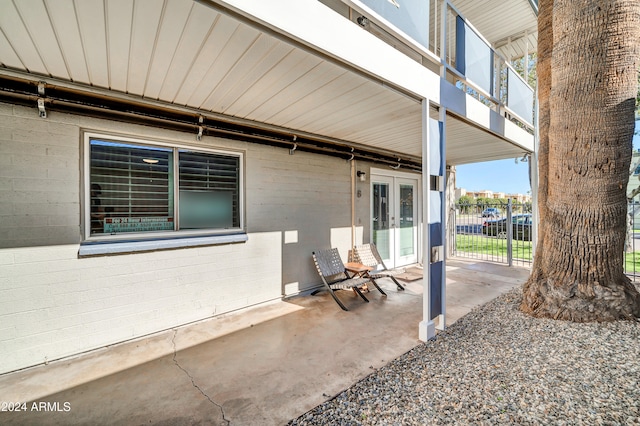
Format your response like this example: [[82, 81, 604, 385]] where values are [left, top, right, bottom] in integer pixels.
[[521, 0, 640, 321]]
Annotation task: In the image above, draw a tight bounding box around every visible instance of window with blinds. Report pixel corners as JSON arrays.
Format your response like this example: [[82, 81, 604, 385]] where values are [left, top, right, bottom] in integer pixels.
[[88, 137, 241, 237], [179, 150, 240, 230]]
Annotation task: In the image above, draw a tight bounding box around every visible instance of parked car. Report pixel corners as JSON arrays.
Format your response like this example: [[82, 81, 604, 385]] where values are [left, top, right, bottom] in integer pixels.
[[482, 214, 532, 241], [482, 208, 501, 218]]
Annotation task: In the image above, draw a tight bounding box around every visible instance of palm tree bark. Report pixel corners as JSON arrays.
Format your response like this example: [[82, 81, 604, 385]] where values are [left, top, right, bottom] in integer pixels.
[[521, 0, 640, 321]]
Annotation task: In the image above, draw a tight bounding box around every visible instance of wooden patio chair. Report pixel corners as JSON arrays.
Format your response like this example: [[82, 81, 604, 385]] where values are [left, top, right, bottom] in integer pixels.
[[312, 248, 384, 311], [352, 243, 406, 291]]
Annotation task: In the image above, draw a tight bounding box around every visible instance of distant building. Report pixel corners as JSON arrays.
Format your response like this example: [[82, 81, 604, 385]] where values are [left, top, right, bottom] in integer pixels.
[[455, 188, 531, 203]]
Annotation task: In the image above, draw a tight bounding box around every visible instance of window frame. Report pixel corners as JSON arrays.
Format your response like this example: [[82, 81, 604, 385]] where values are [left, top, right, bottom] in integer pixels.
[[82, 131, 245, 242]]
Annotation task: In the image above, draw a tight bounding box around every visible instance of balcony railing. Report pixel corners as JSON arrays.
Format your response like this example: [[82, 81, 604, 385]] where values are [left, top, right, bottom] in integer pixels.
[[436, 1, 535, 130], [342, 0, 536, 131]]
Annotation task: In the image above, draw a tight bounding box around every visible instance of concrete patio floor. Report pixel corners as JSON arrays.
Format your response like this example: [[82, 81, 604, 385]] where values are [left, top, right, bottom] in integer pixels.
[[0, 258, 530, 425]]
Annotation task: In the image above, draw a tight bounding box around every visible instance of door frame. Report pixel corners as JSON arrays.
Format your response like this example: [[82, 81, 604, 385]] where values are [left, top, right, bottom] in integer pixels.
[[370, 167, 422, 268]]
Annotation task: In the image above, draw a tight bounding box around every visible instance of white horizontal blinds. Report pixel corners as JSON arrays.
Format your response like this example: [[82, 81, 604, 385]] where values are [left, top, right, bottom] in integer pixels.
[[178, 150, 240, 230], [90, 140, 174, 235]]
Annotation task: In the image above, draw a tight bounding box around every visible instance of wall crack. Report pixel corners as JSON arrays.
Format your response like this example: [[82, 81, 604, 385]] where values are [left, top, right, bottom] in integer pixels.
[[172, 330, 230, 425]]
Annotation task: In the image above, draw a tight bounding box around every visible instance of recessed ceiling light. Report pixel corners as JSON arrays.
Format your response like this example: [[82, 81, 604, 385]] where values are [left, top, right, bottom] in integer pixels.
[[143, 158, 159, 164]]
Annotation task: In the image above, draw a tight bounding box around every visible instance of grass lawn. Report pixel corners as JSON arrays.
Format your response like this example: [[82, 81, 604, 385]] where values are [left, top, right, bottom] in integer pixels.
[[456, 234, 640, 274], [625, 251, 640, 274], [455, 234, 532, 261]]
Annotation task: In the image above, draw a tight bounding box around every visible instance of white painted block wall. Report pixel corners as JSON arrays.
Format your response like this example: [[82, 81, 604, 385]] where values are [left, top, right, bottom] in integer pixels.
[[0, 103, 365, 374]]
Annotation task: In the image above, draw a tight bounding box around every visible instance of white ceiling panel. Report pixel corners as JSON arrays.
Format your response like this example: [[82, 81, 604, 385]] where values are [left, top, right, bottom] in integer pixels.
[[172, 12, 230, 104], [127, 0, 164, 96], [453, 0, 537, 50], [221, 47, 318, 117], [106, 0, 134, 90], [292, 80, 379, 135], [144, 0, 194, 99], [75, 0, 109, 88], [0, 1, 47, 74], [260, 60, 347, 124], [0, 31, 22, 69], [279, 70, 360, 130], [210, 39, 294, 113], [13, 0, 68, 79], [446, 114, 529, 165], [158, 3, 220, 101], [192, 23, 261, 109], [45, 0, 90, 84], [250, 61, 344, 123]]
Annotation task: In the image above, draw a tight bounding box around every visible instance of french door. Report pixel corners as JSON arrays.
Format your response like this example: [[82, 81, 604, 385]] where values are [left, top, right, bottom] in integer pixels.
[[371, 174, 419, 268]]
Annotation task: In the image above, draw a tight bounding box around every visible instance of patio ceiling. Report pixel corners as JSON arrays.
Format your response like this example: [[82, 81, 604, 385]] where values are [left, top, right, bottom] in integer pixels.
[[446, 114, 531, 165], [0, 0, 534, 167], [454, 0, 538, 60]]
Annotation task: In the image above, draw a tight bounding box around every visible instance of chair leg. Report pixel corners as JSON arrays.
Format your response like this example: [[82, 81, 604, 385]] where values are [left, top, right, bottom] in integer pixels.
[[369, 279, 387, 297], [328, 289, 349, 311], [313, 285, 350, 310], [353, 286, 369, 302], [391, 276, 405, 291]]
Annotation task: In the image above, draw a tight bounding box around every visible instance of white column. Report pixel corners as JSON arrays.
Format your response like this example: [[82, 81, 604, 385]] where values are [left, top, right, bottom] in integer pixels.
[[419, 98, 436, 341], [436, 107, 447, 331]]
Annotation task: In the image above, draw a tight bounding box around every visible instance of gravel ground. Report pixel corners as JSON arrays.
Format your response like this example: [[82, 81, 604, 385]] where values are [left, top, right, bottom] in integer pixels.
[[289, 286, 640, 425]]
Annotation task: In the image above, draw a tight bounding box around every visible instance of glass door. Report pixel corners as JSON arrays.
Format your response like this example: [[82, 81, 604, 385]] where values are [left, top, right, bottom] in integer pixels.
[[396, 179, 418, 266], [372, 177, 392, 263], [371, 175, 418, 268]]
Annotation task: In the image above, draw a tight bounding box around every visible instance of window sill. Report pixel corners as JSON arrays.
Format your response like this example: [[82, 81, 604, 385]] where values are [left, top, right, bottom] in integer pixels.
[[78, 233, 248, 257]]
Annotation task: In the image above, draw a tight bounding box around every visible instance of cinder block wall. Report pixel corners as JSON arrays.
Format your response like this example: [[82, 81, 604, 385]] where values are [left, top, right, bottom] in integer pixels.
[[0, 102, 365, 374]]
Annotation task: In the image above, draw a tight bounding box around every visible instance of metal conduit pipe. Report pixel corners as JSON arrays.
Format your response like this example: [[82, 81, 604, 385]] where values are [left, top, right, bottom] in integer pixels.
[[0, 74, 422, 172]]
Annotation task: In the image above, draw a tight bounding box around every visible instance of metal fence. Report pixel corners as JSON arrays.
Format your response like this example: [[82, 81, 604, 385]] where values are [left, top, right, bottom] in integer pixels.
[[453, 199, 533, 267], [454, 196, 640, 279], [627, 196, 640, 282]]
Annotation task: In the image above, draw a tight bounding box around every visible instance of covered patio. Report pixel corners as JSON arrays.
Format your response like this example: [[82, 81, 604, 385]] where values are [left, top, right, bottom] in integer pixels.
[[0, 259, 530, 425]]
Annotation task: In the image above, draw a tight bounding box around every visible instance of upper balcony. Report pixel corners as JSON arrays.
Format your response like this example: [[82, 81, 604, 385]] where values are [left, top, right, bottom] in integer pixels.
[[335, 0, 538, 132]]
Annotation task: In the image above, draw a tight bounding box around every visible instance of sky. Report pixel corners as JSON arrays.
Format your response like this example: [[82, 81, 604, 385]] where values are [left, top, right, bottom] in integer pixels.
[[455, 118, 640, 195]]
